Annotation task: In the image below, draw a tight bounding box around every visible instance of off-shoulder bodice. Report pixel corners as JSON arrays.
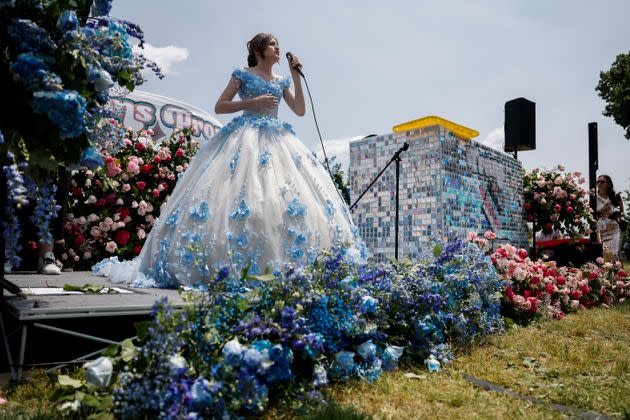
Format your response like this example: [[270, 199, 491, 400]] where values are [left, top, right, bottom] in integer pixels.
[[231, 67, 292, 118]]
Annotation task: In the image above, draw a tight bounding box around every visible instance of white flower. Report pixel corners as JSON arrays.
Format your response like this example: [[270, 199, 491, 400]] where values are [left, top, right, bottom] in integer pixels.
[[137, 229, 146, 239], [87, 213, 99, 222], [83, 356, 113, 387], [85, 195, 97, 204], [168, 354, 187, 371], [59, 399, 81, 412]]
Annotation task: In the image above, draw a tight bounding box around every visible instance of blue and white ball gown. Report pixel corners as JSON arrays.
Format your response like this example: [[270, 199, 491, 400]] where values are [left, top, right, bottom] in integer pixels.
[[94, 68, 365, 287]]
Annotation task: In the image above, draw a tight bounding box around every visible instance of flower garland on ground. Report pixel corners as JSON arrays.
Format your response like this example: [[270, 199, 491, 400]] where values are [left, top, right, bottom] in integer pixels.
[[491, 243, 630, 323], [523, 165, 595, 237], [61, 127, 199, 269], [52, 239, 505, 418]]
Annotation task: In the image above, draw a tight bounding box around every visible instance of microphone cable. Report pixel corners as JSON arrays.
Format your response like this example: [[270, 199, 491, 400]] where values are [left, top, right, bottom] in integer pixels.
[[288, 54, 347, 204]]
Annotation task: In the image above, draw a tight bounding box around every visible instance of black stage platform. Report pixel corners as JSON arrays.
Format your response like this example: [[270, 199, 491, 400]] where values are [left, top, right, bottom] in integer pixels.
[[1, 271, 189, 382]]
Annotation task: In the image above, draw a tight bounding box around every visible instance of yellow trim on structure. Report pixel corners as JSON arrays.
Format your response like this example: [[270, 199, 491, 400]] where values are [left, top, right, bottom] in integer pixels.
[[392, 115, 479, 140]]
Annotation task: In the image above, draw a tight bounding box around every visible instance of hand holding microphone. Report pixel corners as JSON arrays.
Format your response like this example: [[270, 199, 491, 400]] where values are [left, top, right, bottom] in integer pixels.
[[285, 52, 304, 77]]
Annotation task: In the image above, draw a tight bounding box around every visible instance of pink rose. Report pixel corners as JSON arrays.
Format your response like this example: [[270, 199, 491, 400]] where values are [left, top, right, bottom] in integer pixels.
[[122, 183, 131, 192], [105, 241, 118, 253]]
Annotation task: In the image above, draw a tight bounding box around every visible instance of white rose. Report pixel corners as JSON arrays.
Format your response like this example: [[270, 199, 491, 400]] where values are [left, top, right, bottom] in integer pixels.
[[83, 356, 113, 387]]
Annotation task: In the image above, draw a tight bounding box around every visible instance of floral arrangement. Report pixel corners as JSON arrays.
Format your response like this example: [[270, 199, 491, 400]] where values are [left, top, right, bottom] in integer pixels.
[[0, 0, 160, 174], [491, 243, 630, 323], [522, 165, 595, 237], [52, 239, 505, 418], [61, 126, 199, 269]]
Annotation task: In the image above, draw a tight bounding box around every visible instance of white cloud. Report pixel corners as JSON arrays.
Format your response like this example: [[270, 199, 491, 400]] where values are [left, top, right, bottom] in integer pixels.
[[315, 136, 365, 173], [480, 127, 504, 150], [133, 43, 189, 75]]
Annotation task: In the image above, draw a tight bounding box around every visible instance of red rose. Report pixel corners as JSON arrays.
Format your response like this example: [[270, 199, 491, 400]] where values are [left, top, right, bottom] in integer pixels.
[[588, 272, 598, 280], [554, 311, 565, 320], [517, 249, 528, 259], [505, 287, 515, 301], [135, 142, 145, 152], [162, 182, 168, 190], [27, 240, 38, 251], [133, 245, 142, 254], [566, 207, 574, 214], [74, 233, 86, 246], [96, 198, 107, 207], [119, 208, 130, 219], [553, 204, 562, 213], [556, 275, 566, 285], [153, 155, 161, 164], [72, 187, 83, 197], [545, 284, 555, 294], [114, 230, 131, 246], [580, 284, 591, 294], [531, 276, 541, 285], [176, 148, 184, 157], [528, 297, 538, 313], [569, 290, 581, 299], [153, 189, 160, 198], [137, 181, 147, 189], [524, 290, 531, 299], [140, 164, 153, 174]]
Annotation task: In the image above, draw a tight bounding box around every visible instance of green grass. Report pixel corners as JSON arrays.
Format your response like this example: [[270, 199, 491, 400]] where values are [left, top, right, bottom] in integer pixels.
[[306, 302, 630, 419], [2, 304, 630, 419]]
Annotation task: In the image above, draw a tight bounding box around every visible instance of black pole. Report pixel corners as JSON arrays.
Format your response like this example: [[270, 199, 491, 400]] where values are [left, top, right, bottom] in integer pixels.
[[395, 155, 400, 260], [531, 219, 536, 260], [588, 122, 598, 243]]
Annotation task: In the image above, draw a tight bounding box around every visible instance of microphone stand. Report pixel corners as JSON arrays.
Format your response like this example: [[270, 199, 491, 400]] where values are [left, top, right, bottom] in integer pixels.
[[350, 142, 409, 260]]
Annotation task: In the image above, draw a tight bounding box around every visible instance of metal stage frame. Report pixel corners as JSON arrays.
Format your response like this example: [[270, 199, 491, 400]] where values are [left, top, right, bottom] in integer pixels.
[[1, 271, 187, 382]]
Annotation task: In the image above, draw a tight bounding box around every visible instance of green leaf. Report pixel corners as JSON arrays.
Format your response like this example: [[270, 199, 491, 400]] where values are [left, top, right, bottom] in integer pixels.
[[248, 273, 275, 282], [433, 244, 442, 258], [120, 338, 137, 362], [58, 374, 83, 388], [63, 284, 83, 292], [101, 343, 120, 358], [49, 386, 73, 402], [134, 321, 151, 342], [29, 149, 60, 173]]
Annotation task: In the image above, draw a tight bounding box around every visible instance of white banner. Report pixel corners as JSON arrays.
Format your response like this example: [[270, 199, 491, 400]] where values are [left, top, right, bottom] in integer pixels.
[[109, 90, 222, 143]]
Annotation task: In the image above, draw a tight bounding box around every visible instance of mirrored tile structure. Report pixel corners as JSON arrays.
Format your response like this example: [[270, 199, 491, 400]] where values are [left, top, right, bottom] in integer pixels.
[[349, 124, 527, 261]]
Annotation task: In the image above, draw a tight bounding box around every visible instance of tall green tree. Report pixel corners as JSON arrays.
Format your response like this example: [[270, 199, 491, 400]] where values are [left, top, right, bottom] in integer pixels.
[[596, 52, 630, 140]]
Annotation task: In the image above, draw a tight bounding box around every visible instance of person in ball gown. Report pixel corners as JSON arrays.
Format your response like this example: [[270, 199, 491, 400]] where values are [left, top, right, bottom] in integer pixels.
[[93, 33, 366, 287]]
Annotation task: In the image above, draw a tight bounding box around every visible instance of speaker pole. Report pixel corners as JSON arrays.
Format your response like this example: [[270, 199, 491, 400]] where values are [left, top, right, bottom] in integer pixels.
[[588, 122, 598, 243]]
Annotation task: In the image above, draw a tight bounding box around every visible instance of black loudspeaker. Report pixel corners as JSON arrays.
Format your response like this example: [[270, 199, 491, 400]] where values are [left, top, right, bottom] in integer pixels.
[[504, 97, 536, 152]]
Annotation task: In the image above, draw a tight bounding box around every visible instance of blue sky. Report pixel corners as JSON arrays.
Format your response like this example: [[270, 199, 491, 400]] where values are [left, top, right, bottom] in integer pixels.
[[114, 0, 630, 191]]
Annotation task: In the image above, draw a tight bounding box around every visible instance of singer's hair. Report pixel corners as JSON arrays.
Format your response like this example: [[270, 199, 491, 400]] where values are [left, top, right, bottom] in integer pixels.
[[247, 33, 277, 67], [598, 174, 619, 204]]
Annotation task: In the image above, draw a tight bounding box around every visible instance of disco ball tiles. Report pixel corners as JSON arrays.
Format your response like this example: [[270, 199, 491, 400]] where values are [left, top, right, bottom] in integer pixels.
[[349, 125, 527, 261]]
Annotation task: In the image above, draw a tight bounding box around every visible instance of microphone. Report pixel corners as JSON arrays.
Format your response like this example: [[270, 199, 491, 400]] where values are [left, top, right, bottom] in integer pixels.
[[285, 52, 304, 77]]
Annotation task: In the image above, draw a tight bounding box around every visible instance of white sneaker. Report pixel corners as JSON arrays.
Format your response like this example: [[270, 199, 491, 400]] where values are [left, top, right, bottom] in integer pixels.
[[38, 252, 61, 275], [3, 262, 11, 274]]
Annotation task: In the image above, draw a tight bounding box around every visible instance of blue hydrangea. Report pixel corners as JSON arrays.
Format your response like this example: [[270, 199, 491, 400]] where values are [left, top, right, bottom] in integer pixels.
[[360, 295, 378, 314], [57, 10, 78, 32], [80, 147, 104, 168], [91, 0, 113, 17], [357, 340, 377, 362], [382, 345, 404, 371], [86, 65, 115, 92], [31, 90, 87, 139], [9, 53, 58, 90], [7, 19, 57, 54]]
